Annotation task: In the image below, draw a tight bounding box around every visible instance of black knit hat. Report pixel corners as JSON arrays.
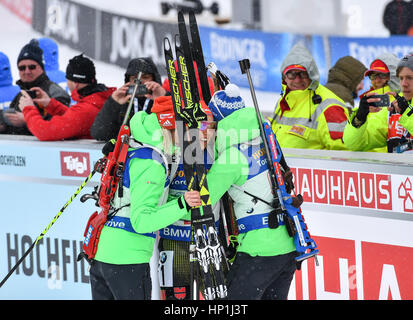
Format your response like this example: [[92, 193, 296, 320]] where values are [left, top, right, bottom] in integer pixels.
[[124, 57, 161, 84], [17, 39, 44, 69], [65, 53, 96, 84]]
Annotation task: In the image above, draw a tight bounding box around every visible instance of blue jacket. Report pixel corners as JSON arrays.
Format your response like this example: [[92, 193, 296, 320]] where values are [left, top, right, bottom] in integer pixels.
[[0, 52, 20, 110]]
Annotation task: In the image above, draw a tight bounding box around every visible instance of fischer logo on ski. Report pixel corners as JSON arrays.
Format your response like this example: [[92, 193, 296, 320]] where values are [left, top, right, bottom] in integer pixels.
[[163, 10, 227, 300]]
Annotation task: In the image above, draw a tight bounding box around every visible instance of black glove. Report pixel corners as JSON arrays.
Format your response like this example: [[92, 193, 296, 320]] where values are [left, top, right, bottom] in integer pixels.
[[353, 96, 370, 127], [395, 94, 410, 114]]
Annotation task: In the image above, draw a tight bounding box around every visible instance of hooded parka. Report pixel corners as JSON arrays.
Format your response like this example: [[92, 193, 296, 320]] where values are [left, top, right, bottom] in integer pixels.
[[271, 44, 349, 150]]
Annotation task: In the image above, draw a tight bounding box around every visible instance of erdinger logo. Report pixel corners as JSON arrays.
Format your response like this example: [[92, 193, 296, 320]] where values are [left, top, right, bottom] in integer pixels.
[[398, 178, 413, 213], [60, 151, 90, 177]]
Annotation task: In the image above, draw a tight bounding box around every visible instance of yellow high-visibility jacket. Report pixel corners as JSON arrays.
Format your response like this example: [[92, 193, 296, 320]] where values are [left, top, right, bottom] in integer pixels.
[[271, 83, 349, 150]]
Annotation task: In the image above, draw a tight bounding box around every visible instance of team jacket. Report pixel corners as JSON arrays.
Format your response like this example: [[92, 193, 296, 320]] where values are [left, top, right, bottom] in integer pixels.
[[159, 150, 221, 242], [22, 84, 115, 141], [94, 112, 191, 265], [205, 107, 296, 257]]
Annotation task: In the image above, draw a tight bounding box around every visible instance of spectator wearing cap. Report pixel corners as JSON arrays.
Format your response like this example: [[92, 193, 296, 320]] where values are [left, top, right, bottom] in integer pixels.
[[0, 39, 70, 135], [343, 53, 413, 153], [354, 53, 401, 152], [271, 43, 349, 150], [17, 54, 115, 141], [362, 53, 401, 98], [91, 57, 167, 142]]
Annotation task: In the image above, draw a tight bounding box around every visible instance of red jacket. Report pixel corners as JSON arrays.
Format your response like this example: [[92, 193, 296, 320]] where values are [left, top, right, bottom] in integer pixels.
[[23, 85, 115, 141]]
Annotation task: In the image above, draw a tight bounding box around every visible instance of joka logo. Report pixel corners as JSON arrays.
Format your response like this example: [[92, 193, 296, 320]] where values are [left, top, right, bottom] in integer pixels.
[[60, 151, 90, 177], [398, 178, 413, 213]]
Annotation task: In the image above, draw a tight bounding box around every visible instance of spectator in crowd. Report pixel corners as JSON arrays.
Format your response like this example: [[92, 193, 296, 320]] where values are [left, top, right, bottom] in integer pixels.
[[354, 53, 401, 152], [361, 53, 400, 97], [383, 0, 413, 35], [343, 53, 413, 153], [17, 53, 115, 141], [271, 43, 349, 150], [38, 37, 68, 91], [0, 39, 70, 135], [91, 57, 166, 141], [324, 56, 367, 113], [0, 51, 20, 111]]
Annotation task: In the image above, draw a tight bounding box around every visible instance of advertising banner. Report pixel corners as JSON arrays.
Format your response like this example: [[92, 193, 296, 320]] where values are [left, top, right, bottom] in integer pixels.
[[99, 10, 178, 74], [199, 25, 312, 92], [32, 0, 97, 56], [0, 138, 102, 299], [286, 151, 413, 300], [2, 137, 413, 299]]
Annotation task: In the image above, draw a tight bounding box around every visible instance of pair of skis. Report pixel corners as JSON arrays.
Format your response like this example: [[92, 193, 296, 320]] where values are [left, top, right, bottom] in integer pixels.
[[164, 11, 227, 300]]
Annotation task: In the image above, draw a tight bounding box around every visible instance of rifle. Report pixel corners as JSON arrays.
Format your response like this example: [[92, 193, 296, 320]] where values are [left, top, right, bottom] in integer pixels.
[[78, 73, 142, 261], [239, 59, 319, 267]]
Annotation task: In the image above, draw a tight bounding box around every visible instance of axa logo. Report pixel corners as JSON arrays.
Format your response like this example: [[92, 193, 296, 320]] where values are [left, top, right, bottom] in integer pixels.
[[60, 151, 90, 177], [398, 178, 413, 213]]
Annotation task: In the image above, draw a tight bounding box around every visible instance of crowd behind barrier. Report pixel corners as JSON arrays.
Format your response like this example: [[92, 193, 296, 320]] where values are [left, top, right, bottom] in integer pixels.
[[27, 0, 413, 95]]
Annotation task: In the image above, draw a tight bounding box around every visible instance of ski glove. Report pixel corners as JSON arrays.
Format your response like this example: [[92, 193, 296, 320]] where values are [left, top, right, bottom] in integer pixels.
[[395, 94, 410, 114], [352, 96, 370, 127]]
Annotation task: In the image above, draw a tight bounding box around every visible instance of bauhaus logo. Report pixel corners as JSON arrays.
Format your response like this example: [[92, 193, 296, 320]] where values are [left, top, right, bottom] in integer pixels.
[[290, 167, 413, 214], [60, 151, 90, 177], [398, 178, 413, 213]]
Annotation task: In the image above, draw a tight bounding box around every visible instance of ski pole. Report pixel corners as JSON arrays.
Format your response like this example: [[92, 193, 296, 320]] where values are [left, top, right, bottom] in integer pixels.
[[0, 169, 96, 288]]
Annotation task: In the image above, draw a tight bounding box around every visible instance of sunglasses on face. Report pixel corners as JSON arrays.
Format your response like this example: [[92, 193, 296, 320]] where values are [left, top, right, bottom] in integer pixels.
[[18, 64, 37, 71], [285, 71, 309, 80], [369, 73, 389, 80]]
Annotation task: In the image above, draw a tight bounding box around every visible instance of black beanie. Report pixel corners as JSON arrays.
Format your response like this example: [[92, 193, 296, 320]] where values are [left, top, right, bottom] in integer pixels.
[[124, 57, 161, 84], [17, 39, 44, 69], [65, 53, 96, 84]]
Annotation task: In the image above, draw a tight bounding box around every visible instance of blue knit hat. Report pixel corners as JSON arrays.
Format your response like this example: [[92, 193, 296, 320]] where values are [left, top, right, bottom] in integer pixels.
[[208, 83, 245, 121]]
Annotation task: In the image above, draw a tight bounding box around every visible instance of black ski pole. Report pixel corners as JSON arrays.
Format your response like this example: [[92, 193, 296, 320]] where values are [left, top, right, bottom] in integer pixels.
[[0, 169, 96, 288]]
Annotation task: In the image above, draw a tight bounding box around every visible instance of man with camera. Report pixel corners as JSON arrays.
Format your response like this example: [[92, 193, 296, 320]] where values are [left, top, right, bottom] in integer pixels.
[[91, 57, 167, 142], [343, 53, 413, 153], [17, 54, 115, 141], [0, 39, 70, 135]]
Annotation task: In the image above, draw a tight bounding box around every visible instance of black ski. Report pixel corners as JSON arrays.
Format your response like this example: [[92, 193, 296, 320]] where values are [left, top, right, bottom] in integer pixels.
[[163, 11, 227, 300], [188, 11, 211, 104]]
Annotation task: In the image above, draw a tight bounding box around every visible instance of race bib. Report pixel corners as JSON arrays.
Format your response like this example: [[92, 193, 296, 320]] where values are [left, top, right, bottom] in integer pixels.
[[158, 250, 174, 287]]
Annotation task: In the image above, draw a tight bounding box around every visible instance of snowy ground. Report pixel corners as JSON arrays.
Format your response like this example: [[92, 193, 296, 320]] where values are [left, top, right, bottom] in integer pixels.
[[0, 3, 278, 115]]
